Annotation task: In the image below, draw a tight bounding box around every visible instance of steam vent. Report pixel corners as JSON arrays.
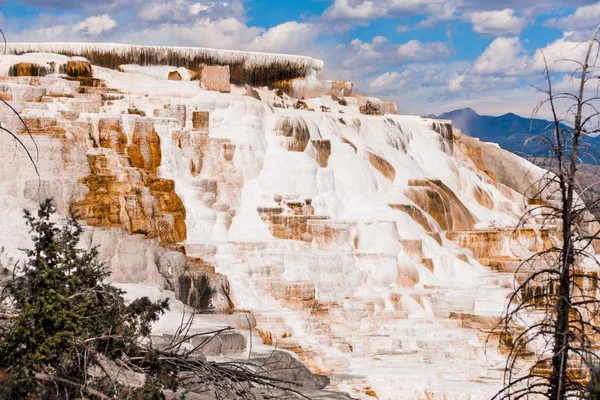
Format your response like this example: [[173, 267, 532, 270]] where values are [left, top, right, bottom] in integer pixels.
[[0, 42, 592, 399]]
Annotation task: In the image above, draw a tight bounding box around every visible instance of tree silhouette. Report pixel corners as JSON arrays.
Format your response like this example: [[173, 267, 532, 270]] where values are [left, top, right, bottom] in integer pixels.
[[492, 25, 600, 400]]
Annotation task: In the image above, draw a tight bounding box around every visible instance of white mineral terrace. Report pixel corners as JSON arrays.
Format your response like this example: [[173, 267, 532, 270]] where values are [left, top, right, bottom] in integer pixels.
[[6, 42, 325, 77], [0, 50, 594, 400]]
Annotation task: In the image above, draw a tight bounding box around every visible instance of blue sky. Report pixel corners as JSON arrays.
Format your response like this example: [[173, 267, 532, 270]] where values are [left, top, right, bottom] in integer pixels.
[[1, 0, 600, 117]]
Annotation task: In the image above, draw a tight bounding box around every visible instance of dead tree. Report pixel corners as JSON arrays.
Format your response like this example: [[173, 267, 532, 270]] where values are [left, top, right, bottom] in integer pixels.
[[0, 28, 39, 176], [492, 25, 600, 400]]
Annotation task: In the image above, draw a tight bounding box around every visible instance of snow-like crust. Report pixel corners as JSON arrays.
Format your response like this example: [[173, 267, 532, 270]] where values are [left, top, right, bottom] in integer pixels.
[[7, 42, 324, 82], [0, 51, 584, 400]]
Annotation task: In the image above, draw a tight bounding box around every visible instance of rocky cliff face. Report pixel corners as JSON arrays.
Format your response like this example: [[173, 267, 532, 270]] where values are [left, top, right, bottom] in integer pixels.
[[0, 47, 595, 400]]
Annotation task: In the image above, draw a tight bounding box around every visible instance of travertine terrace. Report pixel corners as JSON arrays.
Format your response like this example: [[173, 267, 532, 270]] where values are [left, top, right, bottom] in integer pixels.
[[0, 43, 596, 399]]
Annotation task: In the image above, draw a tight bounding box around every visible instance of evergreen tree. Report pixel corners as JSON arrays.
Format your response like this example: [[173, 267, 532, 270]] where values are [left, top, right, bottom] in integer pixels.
[[0, 199, 170, 399]]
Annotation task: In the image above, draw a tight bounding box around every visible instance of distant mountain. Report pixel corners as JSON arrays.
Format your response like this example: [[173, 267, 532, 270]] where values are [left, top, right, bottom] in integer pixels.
[[436, 108, 600, 163]]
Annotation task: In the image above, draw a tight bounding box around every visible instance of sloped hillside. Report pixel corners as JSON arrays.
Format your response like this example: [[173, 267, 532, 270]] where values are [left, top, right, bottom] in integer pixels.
[[0, 45, 594, 399]]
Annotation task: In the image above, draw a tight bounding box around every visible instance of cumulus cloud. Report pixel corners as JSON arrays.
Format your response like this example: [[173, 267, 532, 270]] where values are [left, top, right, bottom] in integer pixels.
[[5, 0, 599, 118], [246, 21, 320, 54], [322, 0, 381, 23], [472, 37, 529, 76], [397, 40, 451, 61], [114, 18, 320, 56], [459, 0, 598, 15], [38, 24, 66, 38], [341, 36, 452, 70], [137, 0, 234, 25], [531, 33, 591, 73], [73, 14, 117, 36], [322, 0, 449, 24], [369, 64, 455, 94], [415, 1, 459, 28], [545, 2, 600, 29], [466, 9, 527, 36]]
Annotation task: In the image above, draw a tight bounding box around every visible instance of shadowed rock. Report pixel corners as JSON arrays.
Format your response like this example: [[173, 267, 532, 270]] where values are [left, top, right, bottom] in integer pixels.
[[66, 60, 93, 78]]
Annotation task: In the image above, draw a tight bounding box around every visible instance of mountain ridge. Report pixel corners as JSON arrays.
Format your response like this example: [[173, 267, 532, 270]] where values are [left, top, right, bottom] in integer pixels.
[[435, 108, 600, 162]]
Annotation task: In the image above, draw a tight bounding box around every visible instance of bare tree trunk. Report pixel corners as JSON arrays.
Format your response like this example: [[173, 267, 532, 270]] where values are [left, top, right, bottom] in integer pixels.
[[493, 23, 600, 400]]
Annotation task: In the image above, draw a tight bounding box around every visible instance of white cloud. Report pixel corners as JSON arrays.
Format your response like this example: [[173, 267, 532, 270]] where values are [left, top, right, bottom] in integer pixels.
[[38, 25, 66, 38], [472, 37, 530, 76], [137, 0, 232, 24], [415, 0, 459, 28], [73, 14, 117, 36], [466, 9, 527, 36], [323, 0, 449, 23], [369, 71, 402, 93], [545, 2, 600, 29], [397, 40, 451, 61], [341, 36, 451, 70], [532, 33, 592, 73], [341, 36, 388, 68], [322, 0, 381, 23], [115, 18, 320, 56], [246, 21, 320, 54]]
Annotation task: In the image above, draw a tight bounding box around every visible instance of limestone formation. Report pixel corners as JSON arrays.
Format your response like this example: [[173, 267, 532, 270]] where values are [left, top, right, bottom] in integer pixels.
[[128, 118, 162, 174], [309, 139, 331, 167], [244, 84, 261, 101], [9, 62, 51, 77], [200, 65, 231, 93], [382, 100, 398, 115], [0, 50, 585, 400], [274, 116, 310, 152], [168, 70, 182, 80], [367, 152, 396, 181], [458, 133, 546, 199], [65, 59, 93, 78], [321, 80, 353, 97], [192, 111, 209, 132], [359, 100, 384, 116], [273, 77, 322, 99], [98, 116, 127, 153]]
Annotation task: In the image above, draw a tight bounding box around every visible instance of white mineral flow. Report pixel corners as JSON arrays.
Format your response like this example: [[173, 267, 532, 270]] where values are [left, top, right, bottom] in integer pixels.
[[6, 43, 324, 86], [0, 50, 577, 400]]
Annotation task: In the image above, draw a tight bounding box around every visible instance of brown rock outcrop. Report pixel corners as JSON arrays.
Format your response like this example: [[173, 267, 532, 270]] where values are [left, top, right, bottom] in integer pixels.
[[389, 204, 434, 232], [201, 65, 231, 93], [73, 114, 186, 246], [127, 118, 162, 174], [310, 139, 331, 167], [473, 185, 494, 209], [274, 116, 310, 152], [458, 134, 546, 200], [404, 186, 452, 230], [192, 111, 210, 132], [445, 228, 556, 265], [382, 101, 398, 115], [359, 101, 384, 116], [66, 60, 93, 78], [178, 270, 233, 312], [98, 117, 127, 153], [273, 78, 322, 99], [168, 70, 182, 81], [74, 153, 186, 245], [367, 152, 396, 181], [9, 62, 50, 77], [407, 179, 478, 231], [322, 80, 353, 97]]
